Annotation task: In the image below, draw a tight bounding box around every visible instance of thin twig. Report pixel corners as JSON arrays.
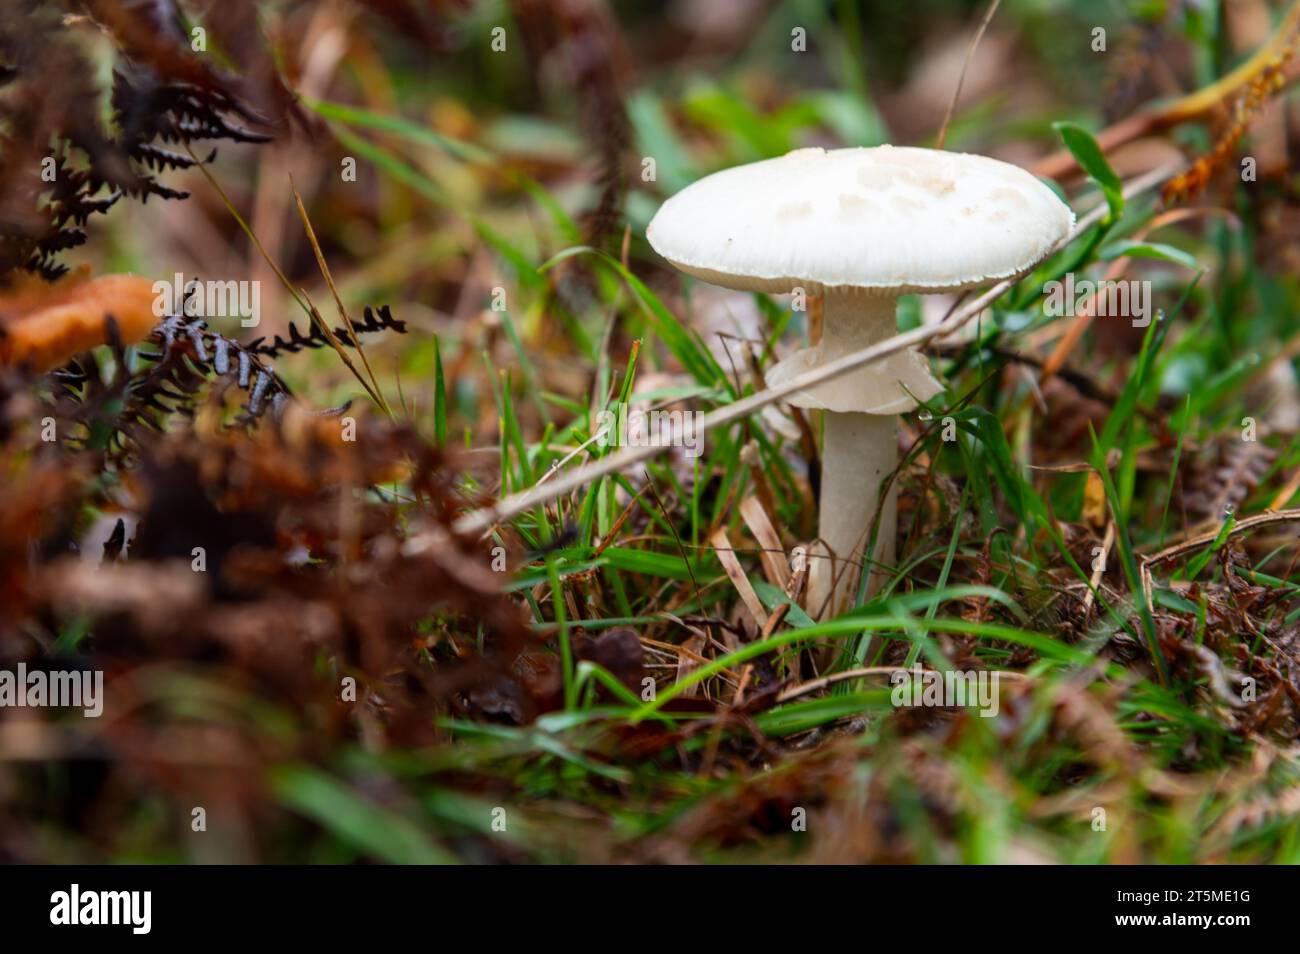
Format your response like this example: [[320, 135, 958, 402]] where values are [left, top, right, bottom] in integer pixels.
[[1138, 508, 1300, 614], [182, 144, 308, 316], [1144, 508, 1300, 565], [775, 666, 1031, 703], [1082, 520, 1116, 616]]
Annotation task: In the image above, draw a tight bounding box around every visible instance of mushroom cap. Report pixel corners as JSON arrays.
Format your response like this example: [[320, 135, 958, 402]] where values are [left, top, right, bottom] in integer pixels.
[[647, 145, 1074, 294]]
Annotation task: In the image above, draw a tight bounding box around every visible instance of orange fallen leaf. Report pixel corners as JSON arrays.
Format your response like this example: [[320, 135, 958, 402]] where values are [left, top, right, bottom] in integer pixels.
[[0, 269, 160, 372]]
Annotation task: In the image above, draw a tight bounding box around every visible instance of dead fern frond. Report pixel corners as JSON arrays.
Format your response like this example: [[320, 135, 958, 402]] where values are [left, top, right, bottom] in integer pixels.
[[1180, 436, 1278, 526], [0, 0, 280, 282], [1162, 38, 1297, 204], [245, 305, 408, 360]]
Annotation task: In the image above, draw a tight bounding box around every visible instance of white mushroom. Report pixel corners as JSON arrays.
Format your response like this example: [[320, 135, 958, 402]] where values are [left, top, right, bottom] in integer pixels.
[[648, 145, 1074, 618]]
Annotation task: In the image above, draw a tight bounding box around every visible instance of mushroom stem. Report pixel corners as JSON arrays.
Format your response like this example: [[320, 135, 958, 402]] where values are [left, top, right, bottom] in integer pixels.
[[807, 291, 900, 618], [810, 411, 898, 617]]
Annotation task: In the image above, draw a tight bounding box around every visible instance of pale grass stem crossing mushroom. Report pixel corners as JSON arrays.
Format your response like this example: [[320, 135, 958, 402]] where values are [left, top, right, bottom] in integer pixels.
[[648, 145, 1073, 618]]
